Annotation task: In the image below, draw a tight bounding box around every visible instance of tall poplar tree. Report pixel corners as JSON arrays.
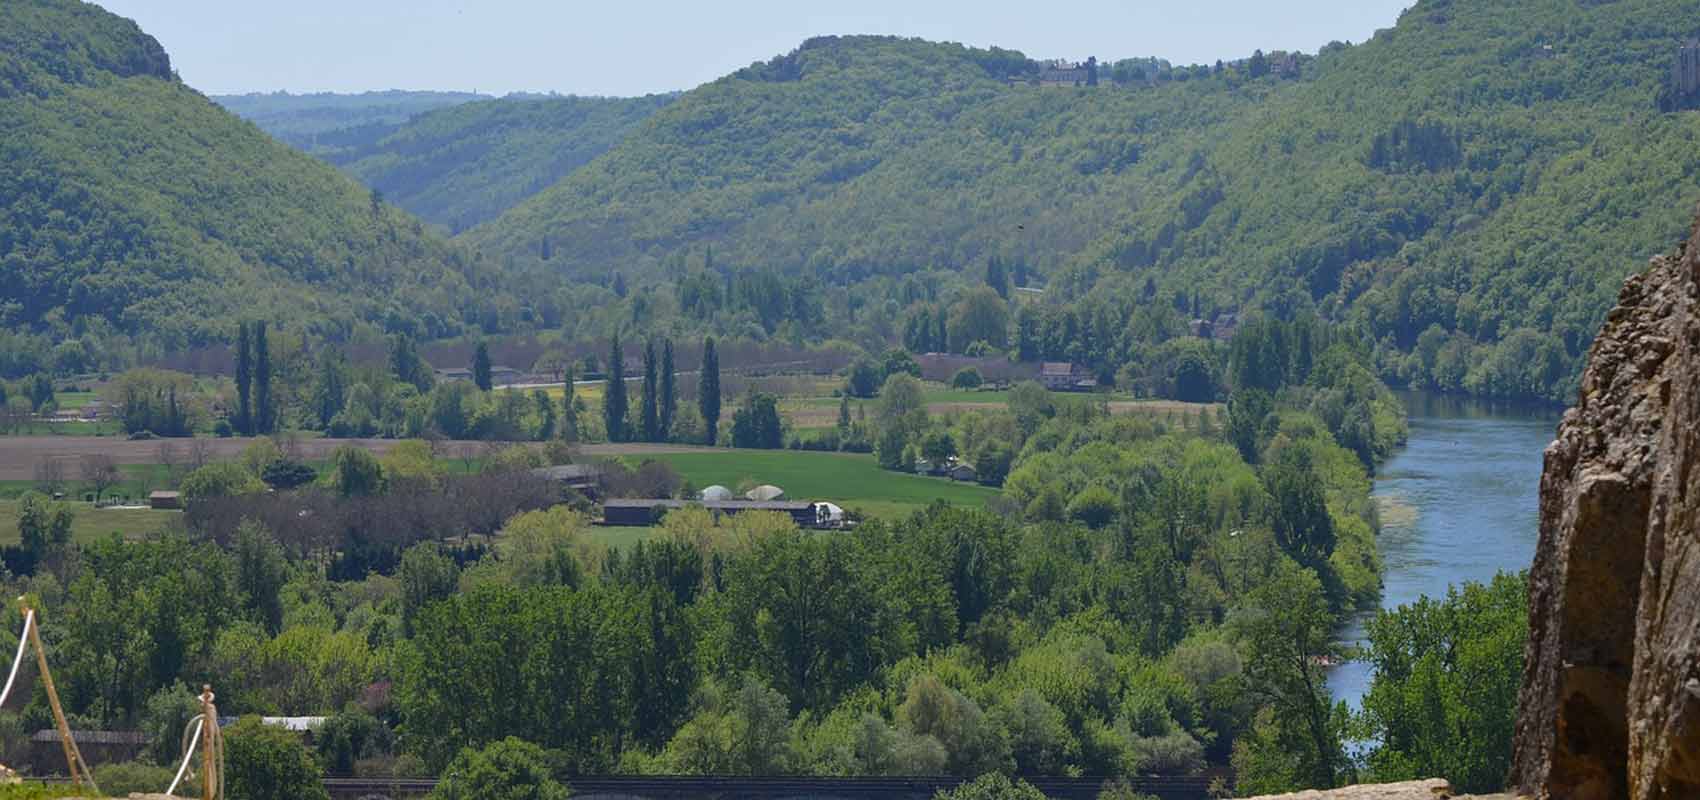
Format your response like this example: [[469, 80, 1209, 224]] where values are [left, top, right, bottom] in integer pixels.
[[986, 256, 1009, 299], [659, 338, 676, 442], [561, 368, 579, 442], [640, 339, 659, 442], [699, 336, 721, 445], [473, 342, 493, 392], [254, 321, 273, 434], [235, 322, 253, 435], [605, 333, 627, 442]]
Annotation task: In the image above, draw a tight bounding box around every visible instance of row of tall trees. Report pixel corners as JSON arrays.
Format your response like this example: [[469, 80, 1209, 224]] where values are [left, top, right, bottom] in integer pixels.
[[604, 334, 722, 444], [234, 322, 275, 436]]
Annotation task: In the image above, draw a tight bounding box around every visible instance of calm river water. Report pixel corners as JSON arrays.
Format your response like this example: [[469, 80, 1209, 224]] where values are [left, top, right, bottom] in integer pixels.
[[1326, 392, 1564, 708]]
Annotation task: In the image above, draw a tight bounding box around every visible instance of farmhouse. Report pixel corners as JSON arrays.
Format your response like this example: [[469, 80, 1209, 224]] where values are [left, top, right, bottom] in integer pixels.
[[1015, 58, 1101, 87], [1040, 362, 1097, 392], [947, 462, 978, 482], [435, 365, 524, 386], [603, 499, 823, 528], [529, 464, 602, 497]]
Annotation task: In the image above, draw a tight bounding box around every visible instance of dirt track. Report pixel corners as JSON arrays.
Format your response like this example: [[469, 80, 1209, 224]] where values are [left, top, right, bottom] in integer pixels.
[[0, 437, 720, 480]]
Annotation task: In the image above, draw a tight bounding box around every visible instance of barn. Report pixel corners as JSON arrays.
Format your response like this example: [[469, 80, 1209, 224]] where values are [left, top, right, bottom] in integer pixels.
[[603, 499, 822, 528]]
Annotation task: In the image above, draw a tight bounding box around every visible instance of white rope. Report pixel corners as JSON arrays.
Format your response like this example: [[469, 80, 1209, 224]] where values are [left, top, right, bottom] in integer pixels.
[[0, 610, 34, 710], [167, 716, 204, 797]]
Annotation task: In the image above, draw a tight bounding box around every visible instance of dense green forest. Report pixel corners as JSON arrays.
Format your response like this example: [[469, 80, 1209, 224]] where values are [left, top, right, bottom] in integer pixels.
[[0, 337, 1491, 797], [0, 0, 523, 352], [459, 0, 1700, 402], [328, 94, 675, 232], [212, 90, 489, 153], [10, 0, 1700, 406]]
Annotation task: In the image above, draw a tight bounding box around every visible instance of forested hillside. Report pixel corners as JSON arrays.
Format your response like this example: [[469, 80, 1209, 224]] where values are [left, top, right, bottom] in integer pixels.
[[469, 0, 1700, 402], [329, 94, 675, 232], [212, 90, 488, 153], [0, 0, 506, 350]]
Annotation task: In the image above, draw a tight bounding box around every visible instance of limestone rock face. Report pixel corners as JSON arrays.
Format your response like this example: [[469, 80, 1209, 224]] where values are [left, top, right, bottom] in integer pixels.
[[1510, 216, 1700, 800], [1237, 778, 1483, 799]]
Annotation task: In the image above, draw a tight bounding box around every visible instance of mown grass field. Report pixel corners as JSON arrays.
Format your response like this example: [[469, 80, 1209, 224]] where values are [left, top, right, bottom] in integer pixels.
[[0, 500, 180, 546], [53, 391, 99, 410], [632, 449, 996, 517]]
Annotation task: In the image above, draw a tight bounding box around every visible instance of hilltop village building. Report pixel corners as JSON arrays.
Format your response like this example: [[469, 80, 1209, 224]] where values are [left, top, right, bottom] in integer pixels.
[[1674, 39, 1700, 104]]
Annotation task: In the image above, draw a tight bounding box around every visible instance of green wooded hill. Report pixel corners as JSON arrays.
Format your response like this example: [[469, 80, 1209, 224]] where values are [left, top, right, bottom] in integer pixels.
[[467, 0, 1700, 402], [0, 0, 503, 348], [327, 94, 675, 233], [212, 90, 491, 154]]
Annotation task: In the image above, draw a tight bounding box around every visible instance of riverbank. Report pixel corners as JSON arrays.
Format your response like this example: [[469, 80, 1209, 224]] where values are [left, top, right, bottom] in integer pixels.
[[1328, 392, 1562, 708]]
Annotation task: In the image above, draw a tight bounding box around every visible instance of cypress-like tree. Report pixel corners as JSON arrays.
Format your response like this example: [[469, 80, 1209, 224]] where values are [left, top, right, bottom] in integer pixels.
[[532, 389, 555, 441], [390, 334, 433, 392], [561, 368, 579, 442], [699, 337, 721, 445], [254, 321, 273, 434], [473, 342, 493, 392], [314, 350, 346, 429], [235, 322, 252, 435], [987, 257, 1009, 300], [659, 338, 676, 442], [166, 385, 182, 437], [640, 339, 659, 442], [605, 333, 627, 442]]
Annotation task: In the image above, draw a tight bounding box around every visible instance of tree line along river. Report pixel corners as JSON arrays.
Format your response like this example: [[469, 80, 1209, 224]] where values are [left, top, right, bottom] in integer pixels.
[[1328, 391, 1564, 708]]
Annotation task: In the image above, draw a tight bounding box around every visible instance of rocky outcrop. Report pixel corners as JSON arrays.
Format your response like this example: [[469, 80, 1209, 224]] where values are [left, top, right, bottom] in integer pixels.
[[1239, 778, 1512, 799], [1511, 214, 1700, 799]]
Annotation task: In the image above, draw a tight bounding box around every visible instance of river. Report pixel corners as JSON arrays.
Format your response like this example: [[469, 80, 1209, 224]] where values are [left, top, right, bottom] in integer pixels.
[[1326, 391, 1564, 708]]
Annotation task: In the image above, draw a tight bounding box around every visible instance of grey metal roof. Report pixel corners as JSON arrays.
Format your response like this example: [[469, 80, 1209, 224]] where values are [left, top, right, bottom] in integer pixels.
[[530, 465, 601, 481], [605, 499, 814, 512], [32, 730, 148, 744]]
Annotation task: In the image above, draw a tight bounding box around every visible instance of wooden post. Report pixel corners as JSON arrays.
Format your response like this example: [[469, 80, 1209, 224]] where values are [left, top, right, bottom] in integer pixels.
[[200, 685, 217, 800], [23, 604, 98, 796]]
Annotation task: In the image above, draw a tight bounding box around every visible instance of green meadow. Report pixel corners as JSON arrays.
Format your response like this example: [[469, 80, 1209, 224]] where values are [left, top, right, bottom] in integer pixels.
[[632, 449, 997, 518]]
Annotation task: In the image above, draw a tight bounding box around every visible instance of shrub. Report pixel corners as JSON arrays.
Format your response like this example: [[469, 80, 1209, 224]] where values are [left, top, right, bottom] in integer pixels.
[[934, 773, 1046, 800], [428, 737, 569, 800], [846, 359, 883, 398], [92, 761, 181, 796], [1067, 485, 1119, 528], [261, 460, 317, 490], [0, 784, 96, 800], [224, 716, 330, 800], [951, 367, 984, 389], [140, 683, 202, 764], [331, 446, 387, 497], [179, 462, 265, 505], [314, 709, 394, 776]]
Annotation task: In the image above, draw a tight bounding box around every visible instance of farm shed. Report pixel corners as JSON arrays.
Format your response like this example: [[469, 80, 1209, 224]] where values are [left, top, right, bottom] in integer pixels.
[[604, 499, 822, 528], [30, 730, 146, 768], [529, 464, 602, 498], [149, 491, 182, 510]]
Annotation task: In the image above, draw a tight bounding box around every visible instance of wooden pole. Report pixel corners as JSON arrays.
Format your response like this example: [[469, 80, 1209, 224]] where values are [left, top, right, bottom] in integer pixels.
[[200, 685, 217, 800], [23, 604, 98, 796]]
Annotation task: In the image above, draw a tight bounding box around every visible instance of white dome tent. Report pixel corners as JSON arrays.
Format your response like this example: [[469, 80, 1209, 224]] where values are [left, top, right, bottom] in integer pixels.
[[700, 485, 734, 502], [745, 485, 785, 501]]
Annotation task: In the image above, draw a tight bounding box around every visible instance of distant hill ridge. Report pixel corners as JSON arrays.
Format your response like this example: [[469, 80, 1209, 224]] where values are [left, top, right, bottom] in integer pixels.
[[0, 0, 506, 347], [460, 3, 1700, 401]]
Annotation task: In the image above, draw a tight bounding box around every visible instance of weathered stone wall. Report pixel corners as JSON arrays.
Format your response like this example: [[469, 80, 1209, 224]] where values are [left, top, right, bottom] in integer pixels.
[[1510, 211, 1700, 800]]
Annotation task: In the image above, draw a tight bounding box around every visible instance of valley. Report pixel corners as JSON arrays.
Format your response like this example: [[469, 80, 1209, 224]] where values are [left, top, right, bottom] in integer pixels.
[[1, 0, 1693, 798]]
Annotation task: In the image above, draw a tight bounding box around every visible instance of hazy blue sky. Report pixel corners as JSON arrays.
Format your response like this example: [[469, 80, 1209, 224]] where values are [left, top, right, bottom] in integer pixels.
[[100, 0, 1414, 97]]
